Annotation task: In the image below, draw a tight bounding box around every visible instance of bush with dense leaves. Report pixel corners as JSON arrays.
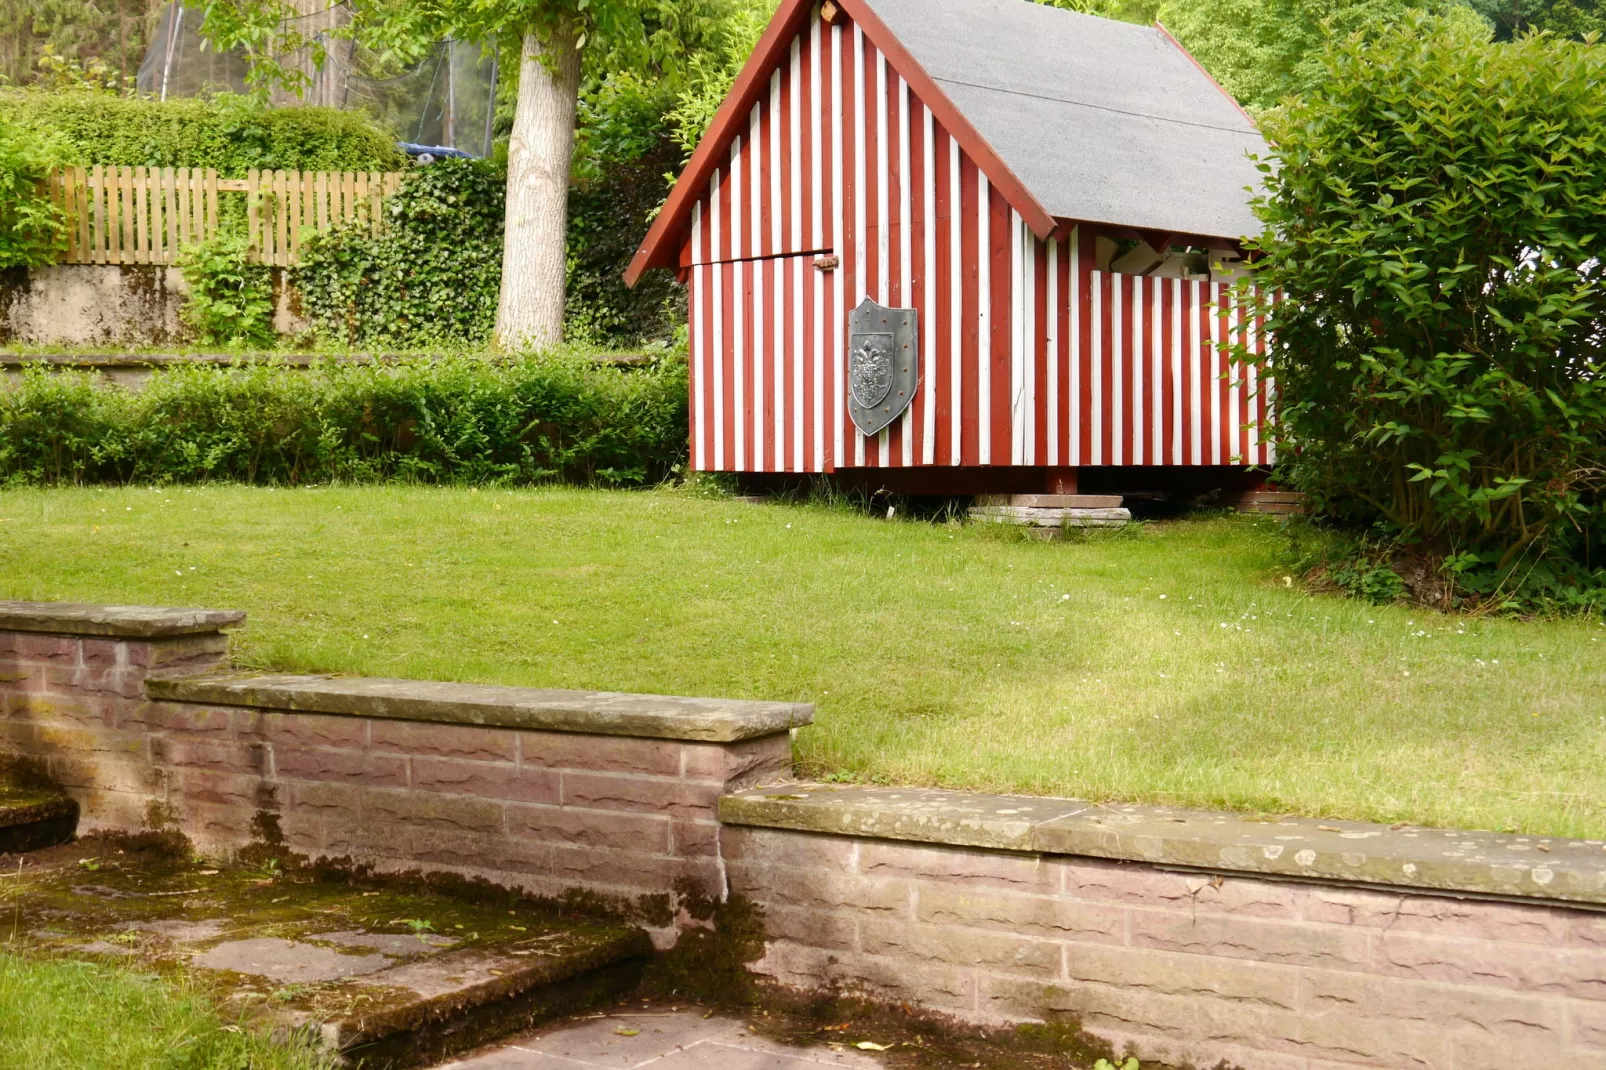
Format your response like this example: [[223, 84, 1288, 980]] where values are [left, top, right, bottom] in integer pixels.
[[294, 158, 504, 348], [0, 354, 688, 488], [1250, 16, 1606, 609], [2, 88, 405, 177], [0, 114, 67, 269]]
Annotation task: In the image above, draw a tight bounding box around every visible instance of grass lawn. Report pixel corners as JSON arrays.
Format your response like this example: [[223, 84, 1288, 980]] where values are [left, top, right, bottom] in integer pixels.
[[0, 952, 334, 1069], [0, 485, 1601, 839]]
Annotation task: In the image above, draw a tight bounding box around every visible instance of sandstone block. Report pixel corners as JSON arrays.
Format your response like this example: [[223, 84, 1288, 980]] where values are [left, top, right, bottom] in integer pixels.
[[915, 885, 1126, 943], [1294, 1010, 1454, 1067], [551, 845, 719, 894], [721, 827, 858, 870], [151, 735, 269, 776], [360, 787, 506, 835], [858, 840, 1057, 892], [860, 918, 1060, 977], [680, 736, 793, 786], [275, 746, 409, 789], [1300, 884, 1570, 945], [259, 711, 368, 748], [174, 768, 273, 810], [518, 731, 682, 777], [559, 771, 721, 819], [760, 904, 859, 951], [725, 861, 911, 916], [1373, 930, 1606, 999], [369, 720, 517, 762], [1128, 906, 1370, 970], [1301, 967, 1563, 1040], [410, 757, 557, 804], [669, 818, 722, 858], [1062, 942, 1298, 1006], [506, 802, 671, 853]]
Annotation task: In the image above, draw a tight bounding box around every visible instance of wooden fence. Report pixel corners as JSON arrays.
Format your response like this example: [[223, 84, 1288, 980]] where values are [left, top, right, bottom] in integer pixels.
[[45, 166, 406, 268]]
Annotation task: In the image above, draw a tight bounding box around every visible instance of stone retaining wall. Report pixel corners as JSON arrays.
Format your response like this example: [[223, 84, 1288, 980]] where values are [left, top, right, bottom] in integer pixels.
[[721, 788, 1606, 1070], [4, 600, 1606, 1070], [0, 602, 805, 925], [0, 264, 304, 348]]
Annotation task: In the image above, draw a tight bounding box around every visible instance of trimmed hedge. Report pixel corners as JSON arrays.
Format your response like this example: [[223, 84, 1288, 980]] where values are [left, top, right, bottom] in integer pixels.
[[0, 354, 688, 488], [3, 89, 405, 177]]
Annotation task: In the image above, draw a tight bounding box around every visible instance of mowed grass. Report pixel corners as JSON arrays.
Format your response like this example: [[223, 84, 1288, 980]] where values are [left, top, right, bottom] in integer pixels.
[[0, 485, 1602, 838], [0, 953, 335, 1070]]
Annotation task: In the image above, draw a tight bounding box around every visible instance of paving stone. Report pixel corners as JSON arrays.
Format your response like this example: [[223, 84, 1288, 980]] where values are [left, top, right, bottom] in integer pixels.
[[442, 1010, 884, 1070], [191, 936, 394, 983]]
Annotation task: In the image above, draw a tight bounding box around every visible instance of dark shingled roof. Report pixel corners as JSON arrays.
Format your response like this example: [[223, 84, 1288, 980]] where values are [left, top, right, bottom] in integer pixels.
[[862, 0, 1267, 241]]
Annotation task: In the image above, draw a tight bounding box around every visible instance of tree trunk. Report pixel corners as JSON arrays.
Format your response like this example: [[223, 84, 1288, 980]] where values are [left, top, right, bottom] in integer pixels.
[[495, 23, 581, 350]]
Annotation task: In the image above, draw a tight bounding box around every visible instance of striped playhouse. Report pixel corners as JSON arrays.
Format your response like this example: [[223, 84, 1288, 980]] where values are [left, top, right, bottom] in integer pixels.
[[627, 0, 1277, 514]]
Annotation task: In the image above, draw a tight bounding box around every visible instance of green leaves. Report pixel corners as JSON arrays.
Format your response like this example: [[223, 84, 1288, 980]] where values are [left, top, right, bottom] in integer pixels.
[[0, 114, 67, 269], [295, 159, 506, 348], [179, 232, 278, 348], [1249, 14, 1606, 605], [0, 354, 689, 489]]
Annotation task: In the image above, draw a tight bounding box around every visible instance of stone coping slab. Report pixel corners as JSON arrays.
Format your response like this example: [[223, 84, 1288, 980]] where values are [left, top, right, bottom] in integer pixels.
[[149, 672, 813, 743], [719, 784, 1606, 907], [0, 600, 246, 638]]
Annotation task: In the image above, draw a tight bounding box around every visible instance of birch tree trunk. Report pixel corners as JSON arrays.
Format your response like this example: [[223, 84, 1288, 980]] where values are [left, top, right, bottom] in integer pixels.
[[495, 22, 581, 349]]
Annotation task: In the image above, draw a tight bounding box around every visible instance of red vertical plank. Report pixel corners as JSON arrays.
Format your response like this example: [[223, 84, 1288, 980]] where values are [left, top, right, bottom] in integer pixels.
[[987, 186, 1011, 467], [933, 127, 955, 467], [958, 155, 980, 467], [907, 98, 927, 466]]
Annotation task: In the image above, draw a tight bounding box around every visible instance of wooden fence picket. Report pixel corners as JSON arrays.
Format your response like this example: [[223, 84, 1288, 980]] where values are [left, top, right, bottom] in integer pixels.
[[42, 166, 408, 267]]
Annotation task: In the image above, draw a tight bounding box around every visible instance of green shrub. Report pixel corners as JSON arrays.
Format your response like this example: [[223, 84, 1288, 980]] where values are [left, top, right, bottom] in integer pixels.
[[295, 158, 504, 348], [179, 232, 277, 348], [1, 88, 405, 177], [0, 354, 688, 488], [0, 115, 67, 268], [1249, 16, 1606, 608]]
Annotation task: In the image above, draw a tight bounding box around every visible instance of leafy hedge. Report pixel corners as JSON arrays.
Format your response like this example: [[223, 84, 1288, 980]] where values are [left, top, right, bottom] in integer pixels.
[[0, 116, 66, 269], [1250, 16, 1606, 608], [2, 89, 405, 177], [0, 354, 688, 488], [295, 158, 504, 348]]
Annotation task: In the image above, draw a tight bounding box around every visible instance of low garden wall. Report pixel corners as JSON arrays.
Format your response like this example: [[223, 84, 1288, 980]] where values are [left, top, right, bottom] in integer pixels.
[[3, 600, 1605, 1070], [0, 265, 304, 347]]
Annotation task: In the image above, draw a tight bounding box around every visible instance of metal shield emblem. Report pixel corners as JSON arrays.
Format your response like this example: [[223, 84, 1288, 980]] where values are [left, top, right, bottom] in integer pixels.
[[848, 297, 919, 437]]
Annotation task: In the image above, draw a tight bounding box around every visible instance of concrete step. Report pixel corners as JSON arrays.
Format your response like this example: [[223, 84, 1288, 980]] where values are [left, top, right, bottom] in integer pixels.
[[969, 505, 1131, 529], [973, 493, 1125, 509], [5, 838, 651, 1069], [0, 769, 79, 855]]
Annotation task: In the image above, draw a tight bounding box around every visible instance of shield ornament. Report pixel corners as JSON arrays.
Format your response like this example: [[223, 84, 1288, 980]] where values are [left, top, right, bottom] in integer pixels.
[[848, 297, 919, 437]]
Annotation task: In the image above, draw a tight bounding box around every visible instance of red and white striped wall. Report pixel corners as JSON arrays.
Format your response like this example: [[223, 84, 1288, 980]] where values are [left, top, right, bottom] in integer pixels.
[[683, 10, 1273, 474]]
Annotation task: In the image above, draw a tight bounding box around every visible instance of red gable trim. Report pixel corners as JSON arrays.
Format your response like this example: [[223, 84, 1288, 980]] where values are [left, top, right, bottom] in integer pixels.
[[624, 0, 1056, 288]]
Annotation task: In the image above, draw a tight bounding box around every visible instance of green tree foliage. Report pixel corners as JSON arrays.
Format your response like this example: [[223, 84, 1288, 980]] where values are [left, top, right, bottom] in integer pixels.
[[1465, 0, 1605, 38], [295, 157, 504, 347], [0, 116, 66, 268], [0, 0, 160, 90], [1248, 15, 1606, 607], [1, 88, 404, 176], [0, 354, 688, 486], [1157, 0, 1488, 112]]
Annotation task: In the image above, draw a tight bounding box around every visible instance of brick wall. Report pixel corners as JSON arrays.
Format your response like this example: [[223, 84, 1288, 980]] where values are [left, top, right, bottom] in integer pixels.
[[0, 622, 792, 921], [723, 825, 1606, 1070]]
